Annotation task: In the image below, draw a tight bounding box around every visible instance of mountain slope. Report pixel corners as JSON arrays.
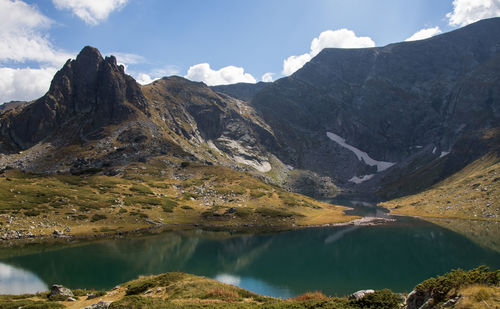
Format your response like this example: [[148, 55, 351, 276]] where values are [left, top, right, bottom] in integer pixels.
[[0, 18, 499, 205], [249, 17, 500, 195]]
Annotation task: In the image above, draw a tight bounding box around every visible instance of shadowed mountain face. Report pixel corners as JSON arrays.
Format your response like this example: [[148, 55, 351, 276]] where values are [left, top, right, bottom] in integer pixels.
[[210, 82, 269, 102], [248, 17, 500, 195], [0, 19, 499, 198]]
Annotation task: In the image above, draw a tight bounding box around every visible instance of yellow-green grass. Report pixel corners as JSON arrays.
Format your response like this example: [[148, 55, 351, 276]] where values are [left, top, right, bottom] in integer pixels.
[[0, 272, 404, 309], [380, 152, 499, 221], [0, 156, 356, 241], [4, 267, 497, 309], [455, 284, 500, 308]]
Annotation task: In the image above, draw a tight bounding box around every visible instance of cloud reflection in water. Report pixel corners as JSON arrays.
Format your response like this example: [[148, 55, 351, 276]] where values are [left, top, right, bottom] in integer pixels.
[[0, 262, 48, 295]]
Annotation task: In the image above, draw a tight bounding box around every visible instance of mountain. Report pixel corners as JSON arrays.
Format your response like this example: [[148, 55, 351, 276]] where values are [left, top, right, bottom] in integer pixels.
[[247, 17, 500, 197], [0, 18, 499, 202], [210, 81, 269, 101]]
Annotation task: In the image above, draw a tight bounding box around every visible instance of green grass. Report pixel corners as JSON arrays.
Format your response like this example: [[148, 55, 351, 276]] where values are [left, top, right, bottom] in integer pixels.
[[90, 214, 107, 222], [415, 266, 499, 304], [129, 184, 153, 195], [256, 208, 302, 218]]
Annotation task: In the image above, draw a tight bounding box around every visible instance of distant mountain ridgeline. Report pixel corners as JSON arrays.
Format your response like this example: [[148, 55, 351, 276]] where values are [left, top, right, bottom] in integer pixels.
[[0, 18, 499, 200]]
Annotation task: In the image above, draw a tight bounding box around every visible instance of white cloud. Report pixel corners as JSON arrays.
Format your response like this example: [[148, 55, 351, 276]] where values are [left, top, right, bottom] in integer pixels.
[[261, 72, 274, 82], [282, 29, 375, 75], [309, 29, 375, 57], [0, 67, 57, 103], [52, 0, 129, 25], [0, 0, 72, 66], [282, 53, 312, 76], [447, 0, 500, 27], [185, 63, 256, 86], [136, 73, 155, 85], [404, 26, 442, 41], [134, 66, 180, 85], [0, 0, 74, 104], [109, 52, 145, 65]]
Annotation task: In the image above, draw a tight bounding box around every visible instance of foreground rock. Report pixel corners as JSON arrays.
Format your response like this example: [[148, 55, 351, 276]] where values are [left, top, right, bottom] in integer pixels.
[[49, 284, 73, 297], [83, 301, 112, 309], [349, 289, 375, 300]]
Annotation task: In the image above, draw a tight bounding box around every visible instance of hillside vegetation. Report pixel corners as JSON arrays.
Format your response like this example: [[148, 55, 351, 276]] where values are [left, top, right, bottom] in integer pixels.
[[0, 267, 498, 308], [380, 152, 500, 251], [0, 156, 356, 241], [381, 152, 499, 221]]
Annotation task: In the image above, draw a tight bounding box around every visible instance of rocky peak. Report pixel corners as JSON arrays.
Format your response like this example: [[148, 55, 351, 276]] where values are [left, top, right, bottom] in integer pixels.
[[0, 46, 146, 152]]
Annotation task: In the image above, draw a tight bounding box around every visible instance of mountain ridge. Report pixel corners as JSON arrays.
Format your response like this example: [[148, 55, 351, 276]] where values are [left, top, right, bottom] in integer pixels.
[[0, 18, 499, 201]]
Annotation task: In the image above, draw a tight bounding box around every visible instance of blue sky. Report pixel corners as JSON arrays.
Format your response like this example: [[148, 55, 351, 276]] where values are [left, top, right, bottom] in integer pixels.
[[1, 0, 499, 103]]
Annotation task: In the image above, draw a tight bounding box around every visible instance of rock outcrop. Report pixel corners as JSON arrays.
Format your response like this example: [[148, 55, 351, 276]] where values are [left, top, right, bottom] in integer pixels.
[[0, 46, 146, 153]]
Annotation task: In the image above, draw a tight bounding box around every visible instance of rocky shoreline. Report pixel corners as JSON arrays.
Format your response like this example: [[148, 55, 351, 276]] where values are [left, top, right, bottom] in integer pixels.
[[0, 216, 396, 245]]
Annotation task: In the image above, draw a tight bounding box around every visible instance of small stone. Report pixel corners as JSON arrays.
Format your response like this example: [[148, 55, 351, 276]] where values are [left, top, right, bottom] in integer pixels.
[[144, 289, 153, 295], [83, 301, 112, 309], [67, 297, 76, 301], [349, 289, 375, 300]]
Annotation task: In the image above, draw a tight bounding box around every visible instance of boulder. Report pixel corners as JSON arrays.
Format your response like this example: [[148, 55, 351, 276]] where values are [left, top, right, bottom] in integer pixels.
[[83, 301, 112, 309], [406, 289, 431, 309], [49, 284, 73, 297], [349, 289, 375, 300], [53, 229, 64, 236]]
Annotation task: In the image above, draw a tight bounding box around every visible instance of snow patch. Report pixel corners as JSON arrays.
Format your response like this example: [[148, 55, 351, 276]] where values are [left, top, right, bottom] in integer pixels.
[[286, 164, 294, 170], [432, 146, 437, 154], [349, 174, 374, 184], [439, 151, 450, 158], [326, 132, 395, 172]]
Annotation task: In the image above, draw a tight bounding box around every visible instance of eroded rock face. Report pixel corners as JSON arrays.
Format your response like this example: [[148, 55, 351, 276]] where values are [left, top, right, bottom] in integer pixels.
[[406, 289, 431, 309]]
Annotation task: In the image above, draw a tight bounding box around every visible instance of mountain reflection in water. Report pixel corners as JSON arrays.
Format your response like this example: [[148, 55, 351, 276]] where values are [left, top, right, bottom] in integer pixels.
[[2, 221, 499, 298]]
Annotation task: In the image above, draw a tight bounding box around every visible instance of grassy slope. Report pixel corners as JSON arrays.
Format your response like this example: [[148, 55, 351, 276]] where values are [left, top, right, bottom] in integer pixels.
[[1, 268, 497, 309], [380, 153, 499, 220], [0, 272, 397, 309], [380, 152, 500, 251], [0, 156, 356, 241]]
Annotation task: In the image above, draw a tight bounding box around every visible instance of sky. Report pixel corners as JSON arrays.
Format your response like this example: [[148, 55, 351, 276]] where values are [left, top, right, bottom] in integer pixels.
[[0, 0, 499, 104]]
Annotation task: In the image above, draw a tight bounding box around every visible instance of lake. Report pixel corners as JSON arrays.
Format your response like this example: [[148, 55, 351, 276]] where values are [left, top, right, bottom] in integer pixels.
[[1, 199, 499, 298]]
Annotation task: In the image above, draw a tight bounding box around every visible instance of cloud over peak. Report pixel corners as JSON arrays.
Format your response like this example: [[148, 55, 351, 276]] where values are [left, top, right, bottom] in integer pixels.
[[405, 26, 442, 41], [282, 29, 375, 76], [447, 0, 500, 27], [185, 63, 256, 86], [52, 0, 129, 25]]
